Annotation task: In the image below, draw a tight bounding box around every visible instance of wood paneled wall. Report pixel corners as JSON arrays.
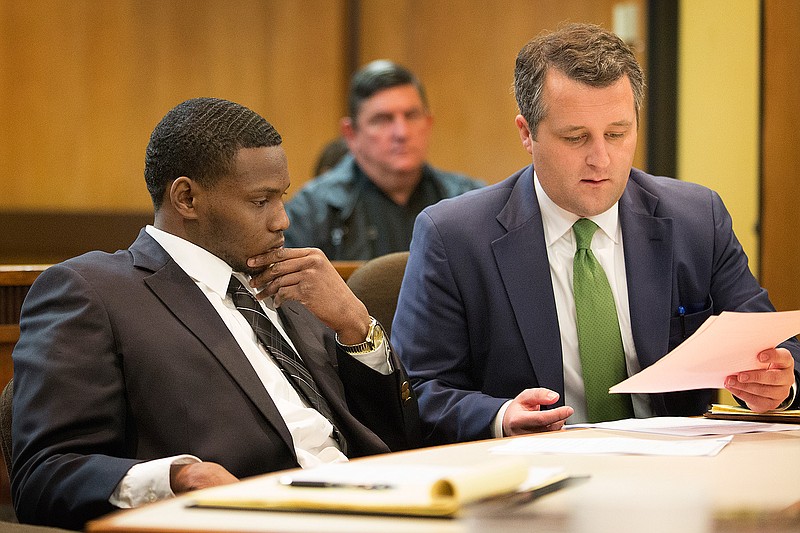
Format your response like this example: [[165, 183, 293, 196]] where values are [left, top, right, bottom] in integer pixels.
[[0, 0, 350, 214], [0, 1, 649, 265], [761, 0, 800, 312], [357, 0, 649, 184]]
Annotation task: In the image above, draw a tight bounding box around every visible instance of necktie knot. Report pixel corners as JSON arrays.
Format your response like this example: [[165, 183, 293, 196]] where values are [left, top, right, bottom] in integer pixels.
[[228, 276, 246, 298], [573, 218, 598, 251]]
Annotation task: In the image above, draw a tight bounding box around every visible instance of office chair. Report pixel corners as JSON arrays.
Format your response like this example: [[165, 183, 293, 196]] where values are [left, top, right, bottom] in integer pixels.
[[345, 251, 410, 339]]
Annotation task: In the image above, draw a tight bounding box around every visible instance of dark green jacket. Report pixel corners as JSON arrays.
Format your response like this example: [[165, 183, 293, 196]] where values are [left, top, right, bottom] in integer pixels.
[[285, 155, 483, 260]]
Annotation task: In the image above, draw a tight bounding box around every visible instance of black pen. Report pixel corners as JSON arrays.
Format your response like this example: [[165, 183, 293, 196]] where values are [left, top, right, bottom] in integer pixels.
[[678, 305, 686, 338], [278, 476, 393, 490]]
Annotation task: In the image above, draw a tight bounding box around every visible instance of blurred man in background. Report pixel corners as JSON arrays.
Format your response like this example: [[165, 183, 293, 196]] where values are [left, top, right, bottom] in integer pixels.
[[285, 60, 483, 260]]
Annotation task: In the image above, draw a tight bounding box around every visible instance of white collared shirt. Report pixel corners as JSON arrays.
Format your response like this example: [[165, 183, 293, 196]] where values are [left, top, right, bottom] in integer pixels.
[[111, 226, 389, 508], [492, 173, 653, 434], [533, 174, 652, 423]]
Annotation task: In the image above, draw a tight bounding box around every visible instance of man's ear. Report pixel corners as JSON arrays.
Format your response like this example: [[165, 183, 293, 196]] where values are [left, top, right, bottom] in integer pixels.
[[515, 114, 534, 156], [169, 177, 200, 220], [340, 117, 356, 145]]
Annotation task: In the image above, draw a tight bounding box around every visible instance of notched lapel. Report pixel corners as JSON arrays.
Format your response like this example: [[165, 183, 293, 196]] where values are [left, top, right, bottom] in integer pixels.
[[492, 172, 565, 398], [620, 181, 674, 371]]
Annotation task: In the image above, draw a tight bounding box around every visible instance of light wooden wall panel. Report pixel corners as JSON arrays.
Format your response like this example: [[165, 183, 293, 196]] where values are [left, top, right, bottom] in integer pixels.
[[761, 0, 800, 311], [0, 0, 651, 264], [358, 0, 649, 184], [0, 0, 348, 212]]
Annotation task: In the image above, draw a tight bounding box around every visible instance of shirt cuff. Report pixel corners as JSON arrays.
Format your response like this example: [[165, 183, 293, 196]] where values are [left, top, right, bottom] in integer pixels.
[[775, 379, 798, 411], [109, 454, 201, 508], [492, 400, 512, 438], [346, 338, 392, 375]]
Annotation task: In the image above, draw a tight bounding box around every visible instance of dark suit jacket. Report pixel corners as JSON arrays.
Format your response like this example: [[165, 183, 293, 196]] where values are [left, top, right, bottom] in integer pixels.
[[11, 230, 420, 529], [392, 165, 800, 445]]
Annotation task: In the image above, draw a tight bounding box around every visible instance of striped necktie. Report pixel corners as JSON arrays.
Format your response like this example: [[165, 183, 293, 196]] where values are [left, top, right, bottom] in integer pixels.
[[227, 276, 347, 453]]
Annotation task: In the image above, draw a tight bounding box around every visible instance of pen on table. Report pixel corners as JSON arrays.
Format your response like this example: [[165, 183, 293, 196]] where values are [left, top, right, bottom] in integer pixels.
[[278, 476, 393, 490], [678, 305, 686, 338]]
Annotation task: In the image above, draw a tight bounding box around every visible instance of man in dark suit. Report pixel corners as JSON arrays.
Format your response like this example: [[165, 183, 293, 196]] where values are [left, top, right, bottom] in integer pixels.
[[11, 97, 420, 529], [392, 23, 799, 446]]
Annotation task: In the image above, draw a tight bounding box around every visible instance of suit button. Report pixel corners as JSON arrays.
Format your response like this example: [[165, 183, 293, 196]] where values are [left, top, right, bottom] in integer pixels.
[[401, 381, 411, 402]]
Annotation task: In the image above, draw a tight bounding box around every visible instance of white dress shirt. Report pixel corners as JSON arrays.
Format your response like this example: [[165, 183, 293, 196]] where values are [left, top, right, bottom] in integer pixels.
[[111, 226, 390, 508], [492, 173, 653, 435]]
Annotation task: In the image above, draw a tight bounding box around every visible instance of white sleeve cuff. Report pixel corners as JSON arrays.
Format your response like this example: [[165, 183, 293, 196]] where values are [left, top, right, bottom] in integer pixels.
[[492, 400, 513, 438], [776, 379, 798, 411], [348, 340, 392, 375], [109, 454, 201, 508]]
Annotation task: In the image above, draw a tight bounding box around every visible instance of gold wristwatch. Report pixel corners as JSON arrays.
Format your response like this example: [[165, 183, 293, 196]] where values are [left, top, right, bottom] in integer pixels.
[[337, 316, 384, 354]]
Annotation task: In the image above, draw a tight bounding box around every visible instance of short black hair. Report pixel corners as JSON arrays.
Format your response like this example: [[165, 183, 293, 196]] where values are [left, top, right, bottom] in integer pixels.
[[347, 60, 428, 120], [144, 97, 282, 209]]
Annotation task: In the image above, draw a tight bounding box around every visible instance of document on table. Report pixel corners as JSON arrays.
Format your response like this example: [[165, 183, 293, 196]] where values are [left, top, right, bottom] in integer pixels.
[[610, 310, 800, 394], [566, 416, 799, 436], [490, 435, 732, 457]]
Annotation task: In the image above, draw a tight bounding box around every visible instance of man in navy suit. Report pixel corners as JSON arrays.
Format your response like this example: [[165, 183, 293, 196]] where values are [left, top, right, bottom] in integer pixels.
[[392, 23, 799, 445], [12, 98, 419, 529]]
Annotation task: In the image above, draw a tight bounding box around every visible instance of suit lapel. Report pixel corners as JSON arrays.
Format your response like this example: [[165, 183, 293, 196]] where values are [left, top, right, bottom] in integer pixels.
[[279, 302, 392, 453], [130, 231, 296, 454], [492, 169, 565, 399], [619, 175, 674, 371]]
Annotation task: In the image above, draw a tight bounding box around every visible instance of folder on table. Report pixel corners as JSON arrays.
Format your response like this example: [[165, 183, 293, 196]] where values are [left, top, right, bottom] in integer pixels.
[[703, 403, 800, 424], [190, 457, 566, 517]]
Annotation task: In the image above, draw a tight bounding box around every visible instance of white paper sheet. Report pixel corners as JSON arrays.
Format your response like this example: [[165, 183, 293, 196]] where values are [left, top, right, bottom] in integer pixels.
[[610, 310, 800, 393], [490, 435, 732, 457], [565, 416, 799, 436]]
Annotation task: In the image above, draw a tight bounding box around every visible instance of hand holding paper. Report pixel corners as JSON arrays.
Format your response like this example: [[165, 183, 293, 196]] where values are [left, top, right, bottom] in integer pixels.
[[610, 311, 800, 398]]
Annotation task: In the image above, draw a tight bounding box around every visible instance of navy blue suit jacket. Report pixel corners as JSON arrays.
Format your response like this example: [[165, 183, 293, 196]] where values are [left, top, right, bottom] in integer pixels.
[[12, 230, 420, 529], [392, 166, 800, 445]]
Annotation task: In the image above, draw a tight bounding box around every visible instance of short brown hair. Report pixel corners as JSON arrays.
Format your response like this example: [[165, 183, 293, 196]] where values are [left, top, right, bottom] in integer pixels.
[[514, 23, 645, 137]]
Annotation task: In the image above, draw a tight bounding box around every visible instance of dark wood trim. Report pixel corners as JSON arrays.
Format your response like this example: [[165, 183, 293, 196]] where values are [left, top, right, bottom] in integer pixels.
[[345, 0, 360, 78], [0, 211, 151, 265], [646, 0, 679, 177], [0, 266, 48, 286]]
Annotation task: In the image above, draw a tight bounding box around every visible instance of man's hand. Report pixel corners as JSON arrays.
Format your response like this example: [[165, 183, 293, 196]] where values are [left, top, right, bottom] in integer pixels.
[[247, 247, 371, 344], [725, 347, 796, 412], [170, 463, 238, 494], [503, 388, 575, 436]]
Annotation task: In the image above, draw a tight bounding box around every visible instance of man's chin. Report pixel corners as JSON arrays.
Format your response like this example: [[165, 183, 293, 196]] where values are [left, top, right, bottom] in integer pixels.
[[241, 265, 267, 278], [225, 257, 263, 278], [239, 245, 283, 277]]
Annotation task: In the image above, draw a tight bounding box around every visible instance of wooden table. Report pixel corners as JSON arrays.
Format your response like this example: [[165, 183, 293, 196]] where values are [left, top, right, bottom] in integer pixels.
[[88, 426, 800, 533]]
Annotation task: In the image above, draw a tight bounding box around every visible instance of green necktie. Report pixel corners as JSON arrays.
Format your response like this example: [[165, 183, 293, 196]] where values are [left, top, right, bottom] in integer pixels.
[[572, 218, 634, 422]]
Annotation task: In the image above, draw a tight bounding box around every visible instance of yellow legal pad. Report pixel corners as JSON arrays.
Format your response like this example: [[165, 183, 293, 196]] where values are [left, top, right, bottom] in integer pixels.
[[190, 457, 566, 517]]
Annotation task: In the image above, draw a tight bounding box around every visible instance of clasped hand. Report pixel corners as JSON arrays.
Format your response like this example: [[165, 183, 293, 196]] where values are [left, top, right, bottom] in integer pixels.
[[246, 247, 371, 345]]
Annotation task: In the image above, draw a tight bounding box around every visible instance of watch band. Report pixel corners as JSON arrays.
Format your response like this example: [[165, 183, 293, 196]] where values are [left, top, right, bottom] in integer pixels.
[[337, 316, 384, 354]]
